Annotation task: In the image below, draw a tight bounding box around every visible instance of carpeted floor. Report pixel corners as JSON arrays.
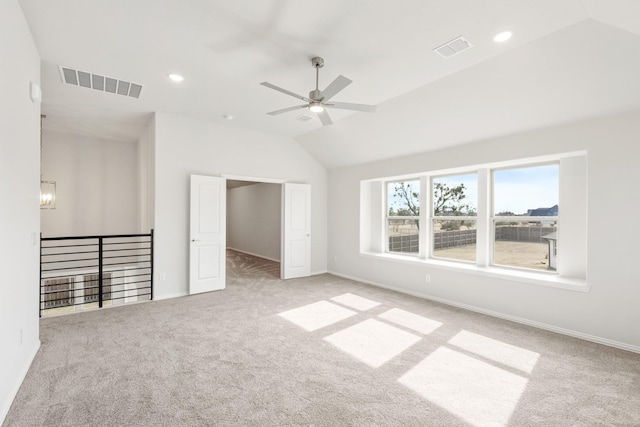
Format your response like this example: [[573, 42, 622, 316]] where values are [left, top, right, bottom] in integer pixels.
[[4, 250, 640, 426]]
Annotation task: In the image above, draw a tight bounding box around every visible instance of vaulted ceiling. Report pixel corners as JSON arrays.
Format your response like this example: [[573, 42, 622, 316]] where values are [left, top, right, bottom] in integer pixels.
[[19, 0, 640, 168]]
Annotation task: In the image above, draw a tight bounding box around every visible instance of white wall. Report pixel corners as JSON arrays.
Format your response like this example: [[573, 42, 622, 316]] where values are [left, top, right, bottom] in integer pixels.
[[327, 111, 640, 350], [153, 113, 327, 299], [227, 183, 281, 262], [0, 0, 41, 422], [138, 116, 155, 233], [40, 131, 139, 237]]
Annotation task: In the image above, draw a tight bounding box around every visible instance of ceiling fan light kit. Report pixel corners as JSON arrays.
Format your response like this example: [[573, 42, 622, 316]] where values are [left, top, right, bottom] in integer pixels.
[[260, 56, 376, 126], [309, 102, 324, 113]]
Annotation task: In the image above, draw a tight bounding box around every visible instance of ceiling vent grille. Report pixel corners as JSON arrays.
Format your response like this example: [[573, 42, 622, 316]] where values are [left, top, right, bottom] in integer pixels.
[[58, 66, 143, 99], [295, 114, 314, 122], [433, 36, 473, 59]]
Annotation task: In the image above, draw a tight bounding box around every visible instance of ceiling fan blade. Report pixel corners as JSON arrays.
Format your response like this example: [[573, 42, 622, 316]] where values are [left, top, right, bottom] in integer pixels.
[[321, 75, 352, 101], [266, 105, 308, 116], [317, 109, 333, 126], [326, 101, 377, 113], [260, 82, 311, 102]]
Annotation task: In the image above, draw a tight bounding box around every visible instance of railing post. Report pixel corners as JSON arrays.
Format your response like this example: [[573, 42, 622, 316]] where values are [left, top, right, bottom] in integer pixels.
[[39, 232, 42, 318], [150, 229, 154, 301], [98, 237, 103, 308]]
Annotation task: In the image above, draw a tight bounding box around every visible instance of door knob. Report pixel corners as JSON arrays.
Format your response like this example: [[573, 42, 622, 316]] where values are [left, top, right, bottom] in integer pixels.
[[191, 239, 200, 242]]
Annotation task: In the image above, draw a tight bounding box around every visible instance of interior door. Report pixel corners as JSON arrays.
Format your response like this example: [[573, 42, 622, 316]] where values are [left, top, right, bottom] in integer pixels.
[[189, 175, 226, 294], [282, 183, 311, 279]]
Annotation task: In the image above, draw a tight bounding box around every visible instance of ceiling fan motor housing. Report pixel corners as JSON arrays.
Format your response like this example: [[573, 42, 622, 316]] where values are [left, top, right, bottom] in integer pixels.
[[309, 89, 322, 101]]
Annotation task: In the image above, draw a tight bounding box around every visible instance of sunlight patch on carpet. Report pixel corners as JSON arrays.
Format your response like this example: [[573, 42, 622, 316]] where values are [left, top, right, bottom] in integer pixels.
[[330, 293, 381, 311], [399, 347, 528, 427], [324, 319, 421, 368], [378, 308, 442, 335], [448, 330, 540, 374], [278, 301, 356, 332]]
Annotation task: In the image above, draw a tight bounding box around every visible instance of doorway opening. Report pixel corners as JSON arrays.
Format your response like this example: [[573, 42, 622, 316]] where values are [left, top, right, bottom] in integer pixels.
[[226, 179, 282, 279]]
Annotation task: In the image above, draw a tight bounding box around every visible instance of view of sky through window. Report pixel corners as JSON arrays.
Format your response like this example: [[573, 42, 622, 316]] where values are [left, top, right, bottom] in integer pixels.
[[493, 165, 558, 215], [388, 165, 558, 217]]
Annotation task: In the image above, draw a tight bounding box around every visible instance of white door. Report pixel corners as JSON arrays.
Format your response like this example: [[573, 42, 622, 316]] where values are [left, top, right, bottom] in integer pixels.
[[282, 183, 311, 279], [189, 175, 226, 294]]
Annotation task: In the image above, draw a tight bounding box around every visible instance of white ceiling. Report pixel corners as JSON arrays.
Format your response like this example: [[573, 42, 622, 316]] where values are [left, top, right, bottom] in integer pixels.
[[18, 0, 640, 168]]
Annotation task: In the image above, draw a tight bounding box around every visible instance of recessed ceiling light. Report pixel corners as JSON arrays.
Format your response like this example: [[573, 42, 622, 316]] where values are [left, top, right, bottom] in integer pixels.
[[493, 31, 512, 43], [222, 114, 234, 120], [168, 73, 184, 82]]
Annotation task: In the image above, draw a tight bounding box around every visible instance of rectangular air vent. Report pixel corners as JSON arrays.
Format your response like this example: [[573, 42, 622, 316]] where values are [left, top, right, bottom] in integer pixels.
[[295, 114, 314, 122], [433, 36, 473, 59], [58, 66, 143, 99]]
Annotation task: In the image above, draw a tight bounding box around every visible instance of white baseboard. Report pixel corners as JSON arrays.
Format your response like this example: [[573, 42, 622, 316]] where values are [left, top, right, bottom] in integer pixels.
[[1, 339, 40, 424], [312, 270, 328, 276], [328, 270, 640, 354], [227, 247, 280, 263], [154, 292, 188, 301]]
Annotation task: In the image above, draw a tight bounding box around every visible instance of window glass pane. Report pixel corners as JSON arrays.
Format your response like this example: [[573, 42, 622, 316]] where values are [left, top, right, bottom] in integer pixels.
[[387, 180, 420, 254], [494, 220, 557, 271], [493, 164, 558, 271], [432, 174, 477, 216], [433, 219, 477, 262], [388, 180, 420, 217], [388, 218, 419, 253], [493, 164, 558, 216]]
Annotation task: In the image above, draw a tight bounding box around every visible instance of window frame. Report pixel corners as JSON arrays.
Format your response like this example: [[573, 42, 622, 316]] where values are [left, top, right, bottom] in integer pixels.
[[385, 179, 420, 256], [490, 163, 559, 273], [429, 172, 479, 264], [361, 152, 587, 290]]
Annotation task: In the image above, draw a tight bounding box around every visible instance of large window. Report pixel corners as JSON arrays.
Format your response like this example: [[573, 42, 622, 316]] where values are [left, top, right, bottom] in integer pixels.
[[432, 174, 478, 262], [492, 164, 558, 271], [364, 153, 586, 286], [386, 179, 420, 254]]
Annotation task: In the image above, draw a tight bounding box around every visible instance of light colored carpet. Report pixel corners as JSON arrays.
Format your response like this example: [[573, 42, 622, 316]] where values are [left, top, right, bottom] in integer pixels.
[[4, 250, 640, 426]]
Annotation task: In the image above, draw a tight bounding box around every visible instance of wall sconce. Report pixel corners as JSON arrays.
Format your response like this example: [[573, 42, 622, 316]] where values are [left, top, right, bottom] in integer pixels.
[[40, 180, 56, 209]]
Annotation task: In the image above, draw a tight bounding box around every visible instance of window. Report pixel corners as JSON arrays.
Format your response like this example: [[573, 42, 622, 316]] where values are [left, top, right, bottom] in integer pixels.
[[362, 153, 586, 287], [386, 179, 420, 254], [492, 164, 558, 271], [432, 174, 478, 262]]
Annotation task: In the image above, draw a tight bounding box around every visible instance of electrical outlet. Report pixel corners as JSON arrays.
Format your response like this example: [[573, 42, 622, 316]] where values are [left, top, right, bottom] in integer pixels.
[[159, 273, 166, 281], [425, 274, 431, 283], [334, 255, 338, 262]]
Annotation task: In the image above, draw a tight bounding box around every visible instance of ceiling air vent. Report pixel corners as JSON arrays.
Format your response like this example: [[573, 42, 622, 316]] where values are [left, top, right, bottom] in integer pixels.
[[58, 66, 143, 99], [433, 36, 473, 59], [295, 114, 314, 122]]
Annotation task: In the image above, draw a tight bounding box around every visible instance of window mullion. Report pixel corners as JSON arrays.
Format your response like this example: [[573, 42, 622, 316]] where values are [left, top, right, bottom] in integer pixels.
[[419, 175, 429, 259], [476, 168, 490, 267]]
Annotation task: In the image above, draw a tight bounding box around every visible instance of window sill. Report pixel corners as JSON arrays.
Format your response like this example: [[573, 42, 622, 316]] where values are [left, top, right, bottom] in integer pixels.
[[360, 251, 589, 292]]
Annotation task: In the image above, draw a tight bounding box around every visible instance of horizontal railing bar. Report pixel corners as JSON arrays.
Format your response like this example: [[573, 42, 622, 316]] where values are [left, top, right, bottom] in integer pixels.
[[41, 250, 99, 257], [41, 265, 99, 273], [41, 257, 98, 264], [42, 287, 150, 298], [110, 279, 151, 287], [41, 243, 98, 249], [102, 261, 151, 268], [109, 292, 151, 301], [102, 240, 151, 246], [40, 268, 151, 281], [42, 242, 151, 251], [101, 254, 151, 261], [42, 248, 151, 258], [102, 247, 151, 252], [41, 291, 152, 306], [42, 233, 151, 241]]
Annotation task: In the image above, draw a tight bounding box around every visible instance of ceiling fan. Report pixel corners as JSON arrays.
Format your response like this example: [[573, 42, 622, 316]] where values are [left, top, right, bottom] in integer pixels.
[[260, 57, 377, 126]]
